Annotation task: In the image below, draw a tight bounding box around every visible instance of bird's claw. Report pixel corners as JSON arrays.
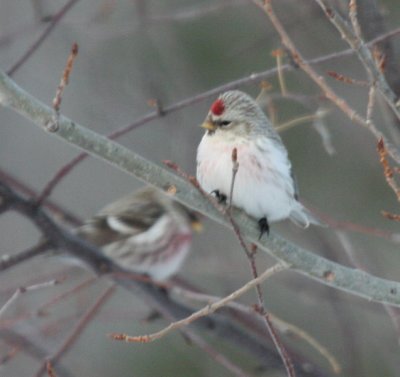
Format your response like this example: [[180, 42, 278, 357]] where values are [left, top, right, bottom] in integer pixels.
[[258, 217, 270, 239], [211, 190, 227, 204]]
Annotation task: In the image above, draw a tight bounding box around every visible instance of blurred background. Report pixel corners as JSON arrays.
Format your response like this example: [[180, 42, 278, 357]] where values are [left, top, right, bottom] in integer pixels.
[[1, 0, 400, 376]]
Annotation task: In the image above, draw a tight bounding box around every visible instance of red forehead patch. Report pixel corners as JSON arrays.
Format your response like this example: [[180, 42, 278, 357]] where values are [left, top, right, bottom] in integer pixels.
[[210, 99, 225, 116]]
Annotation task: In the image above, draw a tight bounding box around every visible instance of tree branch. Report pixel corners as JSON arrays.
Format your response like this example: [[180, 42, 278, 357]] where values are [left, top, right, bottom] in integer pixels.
[[0, 179, 327, 377], [1, 69, 400, 308], [315, 0, 400, 119]]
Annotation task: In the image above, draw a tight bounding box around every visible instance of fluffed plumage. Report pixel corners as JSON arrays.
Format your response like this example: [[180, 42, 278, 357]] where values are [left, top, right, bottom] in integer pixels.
[[76, 187, 201, 281], [196, 90, 322, 233]]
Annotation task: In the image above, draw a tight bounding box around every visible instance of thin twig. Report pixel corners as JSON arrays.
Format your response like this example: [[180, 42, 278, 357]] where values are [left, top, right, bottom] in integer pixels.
[[0, 168, 81, 226], [336, 231, 400, 347], [7, 0, 81, 76], [34, 285, 115, 377], [327, 71, 368, 86], [46, 361, 57, 377], [110, 263, 287, 343], [349, 0, 362, 39], [52, 43, 78, 115], [315, 0, 400, 121], [29, 27, 400, 205], [366, 84, 376, 123], [0, 279, 61, 319], [226, 150, 295, 377], [36, 154, 86, 207], [0, 240, 51, 273], [173, 287, 341, 375], [275, 112, 328, 133], [37, 276, 99, 315], [229, 148, 239, 209], [312, 107, 336, 156], [4, 75, 400, 307], [257, 0, 400, 164], [43, 43, 79, 135], [377, 138, 400, 201], [0, 346, 19, 367], [182, 331, 249, 377], [272, 49, 287, 95]]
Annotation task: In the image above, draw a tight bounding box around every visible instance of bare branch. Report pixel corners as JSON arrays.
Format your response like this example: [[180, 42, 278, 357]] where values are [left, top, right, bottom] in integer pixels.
[[33, 286, 115, 377], [0, 279, 61, 319], [173, 287, 341, 375], [315, 0, 400, 121], [258, 0, 400, 164], [2, 70, 400, 308], [366, 84, 376, 123], [0, 240, 51, 273], [0, 179, 324, 376], [110, 263, 287, 343], [0, 168, 81, 226], [6, 0, 81, 76], [14, 27, 400, 204], [227, 149, 295, 377]]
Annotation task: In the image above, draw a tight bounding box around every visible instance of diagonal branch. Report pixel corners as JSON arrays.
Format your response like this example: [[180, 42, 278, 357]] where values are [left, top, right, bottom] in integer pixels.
[[1, 69, 400, 308], [0, 179, 327, 377], [111, 263, 286, 343], [314, 0, 400, 119], [256, 0, 400, 164]]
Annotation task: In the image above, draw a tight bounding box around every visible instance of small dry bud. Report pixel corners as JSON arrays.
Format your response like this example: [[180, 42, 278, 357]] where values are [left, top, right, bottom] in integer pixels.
[[323, 270, 335, 282], [165, 184, 177, 196], [163, 160, 178, 171], [260, 80, 272, 91], [271, 48, 284, 58], [382, 211, 400, 222], [231, 147, 238, 163]]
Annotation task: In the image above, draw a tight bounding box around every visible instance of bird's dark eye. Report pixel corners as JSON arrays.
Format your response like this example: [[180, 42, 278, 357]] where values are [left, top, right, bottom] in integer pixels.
[[218, 120, 231, 127]]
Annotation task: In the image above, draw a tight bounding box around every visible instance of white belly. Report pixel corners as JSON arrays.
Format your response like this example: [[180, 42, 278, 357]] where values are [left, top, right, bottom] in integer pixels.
[[197, 134, 295, 221]]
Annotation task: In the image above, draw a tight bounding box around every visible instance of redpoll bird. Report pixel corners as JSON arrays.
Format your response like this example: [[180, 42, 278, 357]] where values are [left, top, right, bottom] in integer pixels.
[[196, 90, 322, 236], [76, 187, 201, 281]]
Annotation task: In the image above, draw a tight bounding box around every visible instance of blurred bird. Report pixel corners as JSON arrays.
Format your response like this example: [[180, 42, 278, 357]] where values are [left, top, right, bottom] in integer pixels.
[[76, 187, 201, 281], [196, 90, 322, 236]]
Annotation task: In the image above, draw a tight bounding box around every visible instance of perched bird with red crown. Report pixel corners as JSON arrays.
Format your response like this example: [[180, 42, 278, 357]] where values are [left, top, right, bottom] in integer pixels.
[[196, 90, 322, 236]]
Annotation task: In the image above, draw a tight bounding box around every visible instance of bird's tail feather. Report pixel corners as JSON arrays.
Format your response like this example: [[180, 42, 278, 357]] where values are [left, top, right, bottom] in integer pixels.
[[289, 202, 326, 228]]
